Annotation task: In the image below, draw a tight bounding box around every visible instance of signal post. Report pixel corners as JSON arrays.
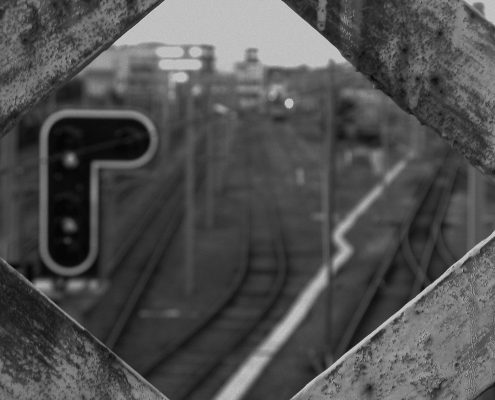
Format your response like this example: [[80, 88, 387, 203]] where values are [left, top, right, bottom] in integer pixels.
[[322, 62, 337, 364], [39, 110, 157, 282], [183, 81, 196, 296], [156, 44, 214, 295], [467, 2, 486, 249], [204, 79, 216, 229], [0, 127, 19, 264]]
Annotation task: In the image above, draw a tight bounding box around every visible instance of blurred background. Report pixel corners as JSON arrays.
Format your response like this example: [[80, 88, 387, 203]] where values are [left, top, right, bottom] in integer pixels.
[[2, 1, 495, 399]]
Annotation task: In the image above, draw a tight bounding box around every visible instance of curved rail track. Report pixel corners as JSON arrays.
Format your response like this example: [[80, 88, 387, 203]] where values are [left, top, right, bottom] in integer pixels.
[[142, 199, 288, 399], [335, 151, 462, 356], [83, 134, 207, 341], [93, 119, 292, 400]]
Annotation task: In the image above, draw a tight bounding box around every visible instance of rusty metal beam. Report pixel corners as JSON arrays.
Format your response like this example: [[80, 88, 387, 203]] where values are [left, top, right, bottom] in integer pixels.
[[281, 0, 495, 174], [277, 1, 495, 398], [0, 0, 165, 136], [291, 232, 495, 399], [0, 260, 168, 399]]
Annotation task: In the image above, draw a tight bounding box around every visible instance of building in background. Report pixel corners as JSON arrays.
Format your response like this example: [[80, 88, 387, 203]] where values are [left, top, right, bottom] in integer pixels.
[[81, 43, 215, 113], [234, 48, 264, 113], [18, 43, 216, 151], [209, 72, 237, 111]]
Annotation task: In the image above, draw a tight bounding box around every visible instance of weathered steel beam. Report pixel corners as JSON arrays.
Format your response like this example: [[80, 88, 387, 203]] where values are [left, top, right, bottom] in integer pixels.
[[0, 0, 165, 136], [281, 0, 495, 174], [291, 231, 495, 399], [279, 3, 495, 396], [0, 259, 168, 399]]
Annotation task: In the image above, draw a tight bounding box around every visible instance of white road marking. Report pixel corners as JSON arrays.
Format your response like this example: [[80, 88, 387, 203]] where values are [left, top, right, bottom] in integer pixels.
[[212, 156, 411, 400]]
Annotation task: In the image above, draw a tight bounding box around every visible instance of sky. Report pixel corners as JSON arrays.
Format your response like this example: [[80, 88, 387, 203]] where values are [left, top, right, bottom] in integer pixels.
[[115, 0, 495, 71]]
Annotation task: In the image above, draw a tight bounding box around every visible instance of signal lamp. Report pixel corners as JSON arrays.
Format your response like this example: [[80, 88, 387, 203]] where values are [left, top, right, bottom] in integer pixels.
[[155, 46, 185, 59], [284, 98, 295, 110], [62, 151, 80, 169], [60, 217, 79, 235], [188, 46, 203, 58]]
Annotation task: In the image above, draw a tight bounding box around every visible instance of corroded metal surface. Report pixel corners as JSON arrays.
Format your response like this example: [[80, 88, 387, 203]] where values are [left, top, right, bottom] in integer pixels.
[[282, 0, 495, 174], [0, 259, 168, 399], [291, 232, 495, 399], [0, 0, 165, 136]]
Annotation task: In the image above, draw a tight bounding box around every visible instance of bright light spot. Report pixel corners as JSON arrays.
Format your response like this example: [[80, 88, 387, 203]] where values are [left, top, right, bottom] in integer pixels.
[[171, 72, 189, 83], [155, 46, 185, 58], [213, 103, 230, 115], [284, 98, 295, 110], [188, 46, 203, 58], [61, 217, 78, 234], [159, 58, 202, 71], [192, 84, 203, 97], [62, 151, 79, 169]]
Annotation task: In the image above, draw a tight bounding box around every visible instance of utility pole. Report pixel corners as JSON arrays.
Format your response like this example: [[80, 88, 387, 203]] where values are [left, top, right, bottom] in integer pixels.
[[410, 117, 426, 158], [216, 110, 235, 194], [184, 79, 196, 295], [100, 172, 116, 279], [322, 62, 336, 365], [158, 72, 170, 160], [204, 80, 215, 228], [467, 1, 485, 249], [380, 95, 390, 175], [467, 161, 484, 248], [0, 128, 19, 264]]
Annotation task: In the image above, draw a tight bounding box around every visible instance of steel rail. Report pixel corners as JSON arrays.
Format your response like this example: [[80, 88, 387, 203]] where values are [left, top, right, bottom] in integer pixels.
[[137, 119, 290, 399], [397, 152, 457, 288], [409, 161, 460, 296], [89, 120, 211, 351], [435, 167, 465, 266], [167, 197, 288, 400], [101, 134, 208, 347], [334, 150, 453, 356], [138, 186, 252, 379], [105, 162, 185, 278], [401, 154, 458, 295], [103, 189, 185, 348], [436, 226, 460, 267]]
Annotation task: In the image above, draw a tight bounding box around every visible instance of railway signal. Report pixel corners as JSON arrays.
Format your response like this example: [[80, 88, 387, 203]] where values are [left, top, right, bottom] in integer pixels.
[[39, 109, 158, 277]]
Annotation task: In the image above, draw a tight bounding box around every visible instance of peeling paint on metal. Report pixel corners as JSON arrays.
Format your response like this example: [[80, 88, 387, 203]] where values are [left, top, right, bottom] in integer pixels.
[[338, 0, 364, 63], [0, 259, 168, 399], [0, 0, 165, 138], [464, 257, 481, 398], [290, 229, 495, 399], [282, 0, 495, 176]]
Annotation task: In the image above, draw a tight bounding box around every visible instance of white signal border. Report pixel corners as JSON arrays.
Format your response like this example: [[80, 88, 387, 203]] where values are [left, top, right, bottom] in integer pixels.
[[213, 155, 411, 400], [39, 109, 158, 277]]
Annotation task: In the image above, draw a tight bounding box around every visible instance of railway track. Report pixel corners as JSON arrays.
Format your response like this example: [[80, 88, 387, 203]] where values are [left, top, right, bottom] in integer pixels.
[[89, 118, 290, 400], [142, 199, 288, 399], [82, 134, 207, 341], [335, 151, 461, 355]]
